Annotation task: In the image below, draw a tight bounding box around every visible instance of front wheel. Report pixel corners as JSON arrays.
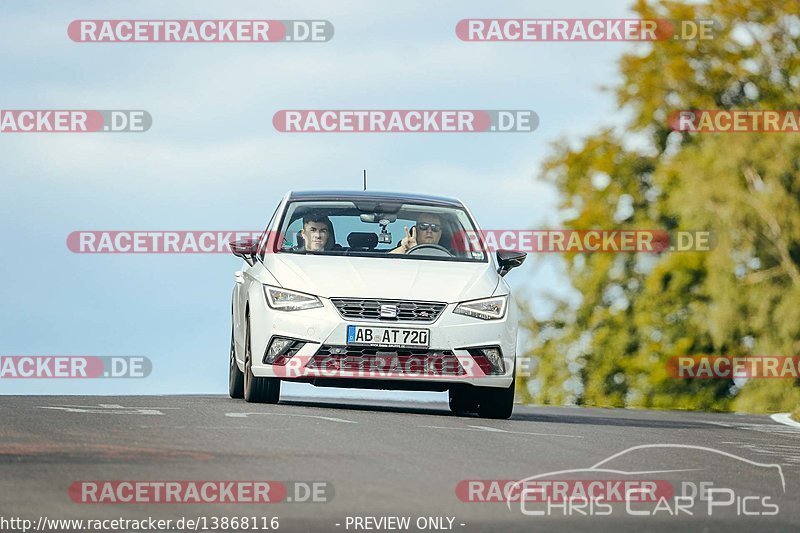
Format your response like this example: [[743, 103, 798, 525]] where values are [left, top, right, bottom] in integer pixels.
[[477, 375, 515, 420], [448, 386, 478, 414], [243, 316, 281, 404]]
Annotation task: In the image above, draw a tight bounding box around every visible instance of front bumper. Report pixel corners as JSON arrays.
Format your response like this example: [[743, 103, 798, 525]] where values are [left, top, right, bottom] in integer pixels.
[[249, 296, 516, 389]]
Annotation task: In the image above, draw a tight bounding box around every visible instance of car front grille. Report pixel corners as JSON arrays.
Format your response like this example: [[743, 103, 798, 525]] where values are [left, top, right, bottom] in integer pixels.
[[330, 298, 446, 323], [307, 345, 464, 375]]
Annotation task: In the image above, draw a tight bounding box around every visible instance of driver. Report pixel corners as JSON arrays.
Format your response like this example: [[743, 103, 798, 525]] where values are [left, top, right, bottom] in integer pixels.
[[389, 212, 443, 254]]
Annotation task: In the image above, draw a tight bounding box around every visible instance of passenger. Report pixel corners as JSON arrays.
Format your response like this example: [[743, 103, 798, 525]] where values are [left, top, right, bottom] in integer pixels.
[[300, 213, 338, 252]]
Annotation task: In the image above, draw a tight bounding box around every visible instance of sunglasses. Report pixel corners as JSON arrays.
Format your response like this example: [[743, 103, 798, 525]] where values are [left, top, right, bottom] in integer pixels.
[[417, 223, 442, 232]]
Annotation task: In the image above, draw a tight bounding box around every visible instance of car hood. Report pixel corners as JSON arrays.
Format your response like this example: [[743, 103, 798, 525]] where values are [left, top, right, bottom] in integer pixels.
[[268, 254, 499, 303]]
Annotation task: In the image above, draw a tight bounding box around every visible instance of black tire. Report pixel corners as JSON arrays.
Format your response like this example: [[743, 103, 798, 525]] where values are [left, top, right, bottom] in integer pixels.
[[448, 386, 478, 414], [228, 328, 244, 399], [243, 315, 281, 404], [477, 375, 515, 420]]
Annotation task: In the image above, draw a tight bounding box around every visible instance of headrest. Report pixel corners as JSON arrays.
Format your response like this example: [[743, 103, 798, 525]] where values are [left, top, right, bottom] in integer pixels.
[[347, 232, 378, 249]]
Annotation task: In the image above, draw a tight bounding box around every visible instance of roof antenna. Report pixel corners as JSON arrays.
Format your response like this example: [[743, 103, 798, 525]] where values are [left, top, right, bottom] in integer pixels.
[[363, 169, 367, 191]]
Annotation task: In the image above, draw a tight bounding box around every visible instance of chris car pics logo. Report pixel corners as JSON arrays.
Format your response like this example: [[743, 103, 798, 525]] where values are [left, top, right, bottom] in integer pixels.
[[501, 444, 784, 518]]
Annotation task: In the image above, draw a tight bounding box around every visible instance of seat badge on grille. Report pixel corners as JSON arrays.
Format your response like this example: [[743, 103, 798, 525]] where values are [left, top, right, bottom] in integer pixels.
[[380, 304, 398, 318]]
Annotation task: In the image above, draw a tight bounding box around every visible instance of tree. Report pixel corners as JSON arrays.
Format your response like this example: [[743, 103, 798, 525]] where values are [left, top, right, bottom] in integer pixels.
[[523, 0, 800, 413]]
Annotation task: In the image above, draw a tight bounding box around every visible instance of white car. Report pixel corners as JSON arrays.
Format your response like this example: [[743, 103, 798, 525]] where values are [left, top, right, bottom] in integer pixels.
[[228, 191, 525, 419]]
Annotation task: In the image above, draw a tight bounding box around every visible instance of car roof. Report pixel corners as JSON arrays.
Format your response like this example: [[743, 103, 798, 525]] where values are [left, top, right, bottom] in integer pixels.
[[287, 190, 464, 208]]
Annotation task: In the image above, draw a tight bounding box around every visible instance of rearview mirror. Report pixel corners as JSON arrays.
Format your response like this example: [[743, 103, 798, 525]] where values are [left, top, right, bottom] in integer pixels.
[[359, 213, 398, 223], [230, 238, 258, 266], [497, 250, 526, 276]]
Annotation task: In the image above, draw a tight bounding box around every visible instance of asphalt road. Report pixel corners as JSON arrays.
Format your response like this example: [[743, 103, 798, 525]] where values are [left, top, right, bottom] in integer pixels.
[[1, 395, 799, 532]]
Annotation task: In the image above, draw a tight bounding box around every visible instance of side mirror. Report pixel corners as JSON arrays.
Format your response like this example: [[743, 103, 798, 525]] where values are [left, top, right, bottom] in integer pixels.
[[497, 250, 526, 277], [230, 238, 258, 266]]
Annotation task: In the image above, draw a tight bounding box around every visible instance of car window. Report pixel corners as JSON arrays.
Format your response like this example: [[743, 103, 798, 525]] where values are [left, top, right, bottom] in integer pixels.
[[276, 200, 487, 262]]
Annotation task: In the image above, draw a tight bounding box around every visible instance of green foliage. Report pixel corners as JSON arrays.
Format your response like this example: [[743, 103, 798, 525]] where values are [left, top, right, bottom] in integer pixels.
[[522, 0, 800, 412]]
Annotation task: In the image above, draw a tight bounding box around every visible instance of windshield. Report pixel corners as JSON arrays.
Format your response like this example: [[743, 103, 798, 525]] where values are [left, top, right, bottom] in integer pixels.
[[274, 200, 487, 262]]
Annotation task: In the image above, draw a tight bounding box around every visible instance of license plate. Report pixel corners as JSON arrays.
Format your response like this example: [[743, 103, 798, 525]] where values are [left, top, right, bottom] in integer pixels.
[[346, 325, 430, 348]]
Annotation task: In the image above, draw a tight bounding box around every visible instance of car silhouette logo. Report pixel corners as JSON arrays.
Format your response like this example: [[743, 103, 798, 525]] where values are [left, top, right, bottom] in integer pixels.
[[380, 305, 398, 318]]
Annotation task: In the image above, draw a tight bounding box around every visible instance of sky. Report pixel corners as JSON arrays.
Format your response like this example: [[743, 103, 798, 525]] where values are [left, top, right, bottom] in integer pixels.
[[0, 0, 645, 399]]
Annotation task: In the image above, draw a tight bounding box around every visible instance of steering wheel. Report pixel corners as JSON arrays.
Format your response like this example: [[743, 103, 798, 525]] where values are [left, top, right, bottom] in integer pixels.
[[406, 243, 453, 257]]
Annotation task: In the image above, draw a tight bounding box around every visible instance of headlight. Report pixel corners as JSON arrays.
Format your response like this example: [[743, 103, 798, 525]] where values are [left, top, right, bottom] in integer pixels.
[[264, 286, 323, 311], [453, 295, 508, 320]]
